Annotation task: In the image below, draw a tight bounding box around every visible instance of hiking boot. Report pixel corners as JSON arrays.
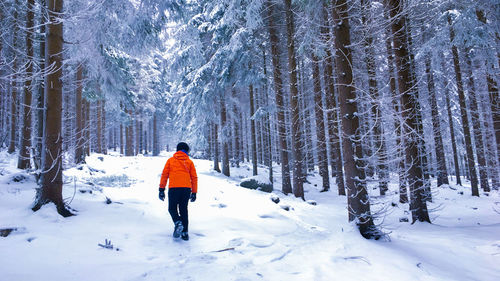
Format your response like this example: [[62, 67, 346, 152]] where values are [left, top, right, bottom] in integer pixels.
[[173, 221, 183, 238], [181, 232, 189, 241]]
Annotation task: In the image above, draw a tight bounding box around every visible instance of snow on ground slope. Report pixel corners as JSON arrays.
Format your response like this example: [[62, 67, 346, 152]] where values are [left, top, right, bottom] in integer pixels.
[[0, 150, 499, 281]]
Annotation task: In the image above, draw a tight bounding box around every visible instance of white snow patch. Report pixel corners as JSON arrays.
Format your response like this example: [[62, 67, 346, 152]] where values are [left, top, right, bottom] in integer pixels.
[[0, 151, 499, 281]]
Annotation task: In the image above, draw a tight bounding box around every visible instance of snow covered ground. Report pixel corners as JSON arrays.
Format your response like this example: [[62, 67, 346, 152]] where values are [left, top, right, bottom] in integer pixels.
[[1, 150, 499, 281]]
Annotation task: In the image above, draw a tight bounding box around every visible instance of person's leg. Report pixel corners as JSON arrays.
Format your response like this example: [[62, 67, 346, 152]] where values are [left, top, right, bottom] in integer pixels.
[[168, 188, 181, 223], [178, 188, 191, 232]]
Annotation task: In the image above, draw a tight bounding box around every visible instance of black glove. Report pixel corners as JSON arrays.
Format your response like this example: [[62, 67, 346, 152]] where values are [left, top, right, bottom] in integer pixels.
[[159, 188, 165, 201], [190, 193, 196, 202]]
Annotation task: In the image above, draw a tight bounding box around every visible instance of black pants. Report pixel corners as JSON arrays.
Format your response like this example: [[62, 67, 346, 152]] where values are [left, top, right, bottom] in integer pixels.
[[168, 188, 191, 232]]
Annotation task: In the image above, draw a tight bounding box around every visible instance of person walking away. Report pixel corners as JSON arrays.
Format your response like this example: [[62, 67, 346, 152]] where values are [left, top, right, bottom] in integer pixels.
[[158, 142, 198, 241]]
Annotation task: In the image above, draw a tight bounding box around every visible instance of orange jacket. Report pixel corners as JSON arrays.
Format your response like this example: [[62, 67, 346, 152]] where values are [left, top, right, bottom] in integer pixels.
[[159, 151, 198, 193]]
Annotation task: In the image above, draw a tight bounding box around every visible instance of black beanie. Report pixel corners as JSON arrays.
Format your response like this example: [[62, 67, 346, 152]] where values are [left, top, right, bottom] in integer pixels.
[[176, 142, 190, 152]]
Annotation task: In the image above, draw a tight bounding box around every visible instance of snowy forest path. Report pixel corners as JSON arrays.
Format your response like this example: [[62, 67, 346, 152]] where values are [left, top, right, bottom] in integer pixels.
[[81, 153, 500, 281], [78, 153, 339, 280], [1, 152, 500, 281]]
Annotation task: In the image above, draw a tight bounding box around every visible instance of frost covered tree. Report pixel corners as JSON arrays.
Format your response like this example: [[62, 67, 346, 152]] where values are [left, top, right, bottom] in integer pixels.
[[332, 0, 380, 238], [32, 0, 73, 216], [2, 0, 498, 226], [385, 0, 430, 223]]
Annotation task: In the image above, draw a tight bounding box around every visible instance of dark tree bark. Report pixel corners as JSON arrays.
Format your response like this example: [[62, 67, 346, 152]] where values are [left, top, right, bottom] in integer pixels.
[[312, 53, 330, 192], [153, 112, 159, 156], [361, 0, 388, 195], [404, 19, 432, 202], [0, 7, 3, 145], [482, 86, 500, 190], [321, 5, 345, 195], [241, 113, 248, 162], [283, 0, 304, 199], [0, 90, 3, 147], [220, 92, 230, 177], [249, 82, 258, 176], [96, 100, 103, 153], [75, 64, 85, 164], [84, 99, 90, 156], [301, 70, 315, 175], [102, 99, 106, 154], [298, 58, 314, 175], [120, 123, 124, 154], [384, 15, 408, 203], [135, 114, 140, 155], [262, 49, 274, 185], [33, 0, 73, 217], [8, 6, 19, 155], [138, 119, 143, 154], [125, 109, 134, 156], [332, 0, 379, 238], [486, 73, 500, 166], [447, 14, 479, 196], [144, 128, 147, 155], [464, 52, 489, 192], [18, 0, 35, 169], [386, 0, 430, 222], [476, 10, 500, 169], [441, 60, 462, 185], [213, 122, 221, 172], [265, 0, 292, 195], [62, 79, 71, 153], [232, 89, 240, 168], [425, 56, 449, 186], [255, 89, 263, 165]]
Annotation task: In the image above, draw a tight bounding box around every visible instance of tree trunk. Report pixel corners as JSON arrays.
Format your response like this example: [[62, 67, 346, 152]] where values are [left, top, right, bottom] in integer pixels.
[[33, 0, 73, 217], [144, 128, 148, 155], [441, 60, 462, 186], [220, 92, 230, 177], [213, 122, 221, 172], [387, 0, 430, 222], [8, 6, 19, 155], [425, 56, 449, 186], [283, 0, 304, 199], [18, 0, 35, 169], [332, 0, 379, 238], [404, 19, 432, 202], [384, 14, 408, 203], [482, 83, 500, 190], [447, 14, 479, 196], [153, 112, 159, 156], [134, 114, 140, 155], [321, 5, 345, 195], [95, 100, 102, 153], [486, 74, 500, 166], [232, 89, 240, 168], [361, 0, 388, 194], [256, 90, 263, 165], [262, 49, 273, 185], [265, 0, 292, 195], [62, 79, 71, 153], [84, 100, 90, 155], [299, 58, 314, 174], [0, 6, 3, 146], [75, 64, 85, 164], [464, 52, 489, 192], [249, 82, 258, 176], [102, 100, 107, 154], [476, 10, 500, 169], [138, 119, 143, 155], [125, 109, 134, 156], [312, 53, 330, 192]]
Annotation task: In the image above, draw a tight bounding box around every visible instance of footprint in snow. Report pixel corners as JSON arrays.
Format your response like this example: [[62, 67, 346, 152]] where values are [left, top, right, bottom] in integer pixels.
[[210, 203, 227, 208]]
